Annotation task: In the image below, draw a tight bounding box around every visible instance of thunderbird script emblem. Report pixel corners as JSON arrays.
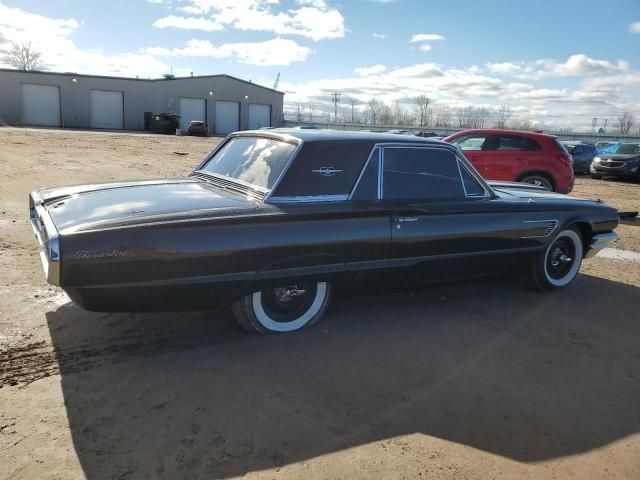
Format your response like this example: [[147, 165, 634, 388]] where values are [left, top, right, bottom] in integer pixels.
[[312, 167, 343, 177]]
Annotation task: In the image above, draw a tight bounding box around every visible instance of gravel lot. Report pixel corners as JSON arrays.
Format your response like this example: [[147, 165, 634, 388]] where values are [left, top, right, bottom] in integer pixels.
[[1, 127, 639, 480]]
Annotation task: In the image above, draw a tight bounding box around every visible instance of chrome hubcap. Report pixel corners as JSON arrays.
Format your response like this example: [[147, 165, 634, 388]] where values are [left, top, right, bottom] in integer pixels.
[[275, 286, 307, 302]]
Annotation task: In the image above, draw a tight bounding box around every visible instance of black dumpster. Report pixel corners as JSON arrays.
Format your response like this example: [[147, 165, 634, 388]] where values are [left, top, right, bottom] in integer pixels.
[[150, 113, 180, 134]]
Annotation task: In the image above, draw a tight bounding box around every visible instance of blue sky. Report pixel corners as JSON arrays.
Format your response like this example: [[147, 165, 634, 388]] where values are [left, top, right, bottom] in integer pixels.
[[1, 0, 639, 130]]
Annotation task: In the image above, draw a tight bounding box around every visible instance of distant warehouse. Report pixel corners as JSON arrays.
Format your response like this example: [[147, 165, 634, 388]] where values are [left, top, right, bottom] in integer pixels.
[[0, 68, 284, 134]]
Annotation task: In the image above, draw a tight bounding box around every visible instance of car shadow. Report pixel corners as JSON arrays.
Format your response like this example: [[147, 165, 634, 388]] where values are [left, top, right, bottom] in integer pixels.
[[46, 274, 640, 478]]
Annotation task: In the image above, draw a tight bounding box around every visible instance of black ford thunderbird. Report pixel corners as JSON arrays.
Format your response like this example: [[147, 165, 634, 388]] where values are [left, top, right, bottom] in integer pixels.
[[30, 130, 619, 333]]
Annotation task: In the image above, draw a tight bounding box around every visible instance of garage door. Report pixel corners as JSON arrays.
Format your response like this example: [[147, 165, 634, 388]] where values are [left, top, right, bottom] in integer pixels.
[[215, 101, 240, 134], [90, 90, 124, 129], [179, 98, 206, 131], [249, 104, 271, 130], [21, 84, 61, 127]]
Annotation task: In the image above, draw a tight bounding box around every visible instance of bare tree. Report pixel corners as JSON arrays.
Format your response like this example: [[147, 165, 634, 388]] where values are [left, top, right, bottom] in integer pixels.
[[616, 112, 636, 135], [366, 98, 384, 125], [392, 101, 414, 126], [378, 101, 393, 125], [414, 95, 431, 127], [432, 107, 451, 127], [510, 119, 535, 131], [2, 41, 47, 71], [456, 106, 489, 128], [493, 104, 511, 129]]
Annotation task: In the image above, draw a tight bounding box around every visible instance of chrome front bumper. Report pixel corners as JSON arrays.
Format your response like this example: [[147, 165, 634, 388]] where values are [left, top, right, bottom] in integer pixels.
[[584, 231, 618, 259], [29, 191, 61, 285]]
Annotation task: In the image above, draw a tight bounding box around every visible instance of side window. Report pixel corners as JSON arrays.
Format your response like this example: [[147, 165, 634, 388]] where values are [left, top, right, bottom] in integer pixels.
[[450, 134, 488, 151], [496, 135, 542, 151], [272, 141, 374, 197], [383, 148, 465, 200], [459, 165, 485, 196], [351, 148, 379, 200]]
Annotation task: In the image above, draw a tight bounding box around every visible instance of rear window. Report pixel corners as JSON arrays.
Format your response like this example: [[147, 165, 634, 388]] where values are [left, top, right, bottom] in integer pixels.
[[496, 135, 541, 151], [200, 137, 297, 190]]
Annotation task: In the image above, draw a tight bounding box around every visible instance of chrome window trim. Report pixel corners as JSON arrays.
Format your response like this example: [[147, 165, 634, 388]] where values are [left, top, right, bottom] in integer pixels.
[[263, 139, 305, 202], [194, 170, 270, 194], [379, 144, 493, 200], [348, 145, 379, 200]]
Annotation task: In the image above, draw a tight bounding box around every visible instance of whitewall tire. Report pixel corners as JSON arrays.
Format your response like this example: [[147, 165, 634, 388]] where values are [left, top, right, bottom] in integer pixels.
[[530, 228, 583, 290], [232, 281, 331, 334]]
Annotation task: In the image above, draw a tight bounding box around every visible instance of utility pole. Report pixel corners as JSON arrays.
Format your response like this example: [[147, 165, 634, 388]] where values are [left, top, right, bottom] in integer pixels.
[[350, 100, 356, 124], [331, 92, 341, 124]]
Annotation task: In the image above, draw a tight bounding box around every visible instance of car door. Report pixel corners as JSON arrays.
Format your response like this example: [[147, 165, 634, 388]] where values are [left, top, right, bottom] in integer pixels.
[[382, 145, 541, 285]]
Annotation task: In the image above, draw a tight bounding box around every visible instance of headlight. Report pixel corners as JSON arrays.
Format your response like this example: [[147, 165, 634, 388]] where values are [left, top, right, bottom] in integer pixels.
[[593, 156, 601, 163]]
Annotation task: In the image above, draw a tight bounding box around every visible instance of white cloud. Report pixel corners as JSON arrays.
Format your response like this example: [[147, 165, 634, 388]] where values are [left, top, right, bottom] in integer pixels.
[[353, 64, 386, 76], [418, 44, 432, 52], [152, 15, 223, 31], [372, 33, 388, 39], [630, 21, 640, 33], [153, 0, 345, 41], [280, 56, 639, 130], [486, 54, 629, 80], [410, 33, 445, 42], [143, 38, 311, 66], [0, 2, 170, 77]]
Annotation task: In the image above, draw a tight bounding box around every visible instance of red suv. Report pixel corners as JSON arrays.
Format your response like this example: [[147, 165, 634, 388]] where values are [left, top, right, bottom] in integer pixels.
[[444, 129, 574, 193]]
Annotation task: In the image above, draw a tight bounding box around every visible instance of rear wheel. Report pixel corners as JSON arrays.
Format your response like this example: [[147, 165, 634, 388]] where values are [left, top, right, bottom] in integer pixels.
[[529, 228, 583, 290], [520, 175, 554, 191], [232, 281, 331, 334]]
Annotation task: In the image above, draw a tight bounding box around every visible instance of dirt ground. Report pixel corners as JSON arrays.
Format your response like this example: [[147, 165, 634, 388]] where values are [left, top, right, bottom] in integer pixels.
[[1, 127, 639, 480]]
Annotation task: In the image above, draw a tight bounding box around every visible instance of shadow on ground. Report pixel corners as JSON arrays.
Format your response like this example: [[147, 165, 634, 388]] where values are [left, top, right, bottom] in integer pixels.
[[47, 274, 640, 479]]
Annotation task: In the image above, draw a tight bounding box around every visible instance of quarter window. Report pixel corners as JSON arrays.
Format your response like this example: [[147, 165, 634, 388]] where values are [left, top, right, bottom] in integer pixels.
[[383, 148, 465, 200], [496, 135, 541, 151]]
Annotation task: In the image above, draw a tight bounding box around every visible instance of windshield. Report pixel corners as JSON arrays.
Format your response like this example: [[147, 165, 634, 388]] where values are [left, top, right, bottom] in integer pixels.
[[603, 143, 640, 155], [200, 137, 297, 190]]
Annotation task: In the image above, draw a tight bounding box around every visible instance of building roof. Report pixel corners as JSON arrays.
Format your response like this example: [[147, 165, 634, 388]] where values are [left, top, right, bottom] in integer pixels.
[[0, 68, 283, 95]]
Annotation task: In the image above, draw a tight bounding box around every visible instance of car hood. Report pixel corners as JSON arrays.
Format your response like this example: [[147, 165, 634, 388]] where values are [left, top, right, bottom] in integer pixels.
[[38, 177, 261, 233], [597, 154, 640, 161]]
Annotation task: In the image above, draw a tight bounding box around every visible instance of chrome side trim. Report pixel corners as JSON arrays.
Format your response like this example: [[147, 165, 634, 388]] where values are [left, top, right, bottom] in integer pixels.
[[521, 219, 559, 238], [29, 192, 61, 286], [267, 194, 349, 204], [378, 147, 384, 199], [585, 231, 618, 258]]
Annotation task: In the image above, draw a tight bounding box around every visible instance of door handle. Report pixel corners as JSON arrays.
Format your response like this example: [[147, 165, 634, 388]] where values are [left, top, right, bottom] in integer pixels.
[[394, 217, 418, 222]]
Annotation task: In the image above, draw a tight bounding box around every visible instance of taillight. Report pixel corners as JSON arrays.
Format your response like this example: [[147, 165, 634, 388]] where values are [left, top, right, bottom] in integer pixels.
[[558, 153, 572, 167]]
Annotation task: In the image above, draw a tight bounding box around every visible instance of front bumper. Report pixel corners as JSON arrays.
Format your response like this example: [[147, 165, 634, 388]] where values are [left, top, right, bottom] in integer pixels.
[[591, 162, 638, 177], [29, 191, 61, 285], [584, 231, 618, 259]]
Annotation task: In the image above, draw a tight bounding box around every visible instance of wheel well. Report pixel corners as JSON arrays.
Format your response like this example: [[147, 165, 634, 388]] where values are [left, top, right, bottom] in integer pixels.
[[573, 222, 592, 248], [516, 170, 556, 191]]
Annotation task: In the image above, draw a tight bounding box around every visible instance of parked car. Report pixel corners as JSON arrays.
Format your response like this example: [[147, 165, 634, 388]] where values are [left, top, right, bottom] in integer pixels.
[[596, 141, 617, 152], [187, 120, 208, 137], [386, 129, 414, 135], [590, 142, 640, 181], [29, 130, 618, 334], [561, 141, 597, 174], [444, 129, 575, 193]]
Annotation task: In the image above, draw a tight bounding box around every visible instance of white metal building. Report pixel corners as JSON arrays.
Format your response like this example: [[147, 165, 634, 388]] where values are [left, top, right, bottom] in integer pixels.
[[0, 69, 284, 134]]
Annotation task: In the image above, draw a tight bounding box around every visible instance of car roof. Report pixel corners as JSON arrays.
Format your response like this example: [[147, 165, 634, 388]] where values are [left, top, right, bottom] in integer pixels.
[[233, 128, 454, 147], [448, 128, 557, 139]]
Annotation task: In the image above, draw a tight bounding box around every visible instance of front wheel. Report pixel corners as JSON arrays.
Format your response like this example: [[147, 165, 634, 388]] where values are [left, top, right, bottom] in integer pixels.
[[529, 228, 583, 290], [590, 173, 602, 180], [232, 281, 331, 334], [520, 175, 554, 191]]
